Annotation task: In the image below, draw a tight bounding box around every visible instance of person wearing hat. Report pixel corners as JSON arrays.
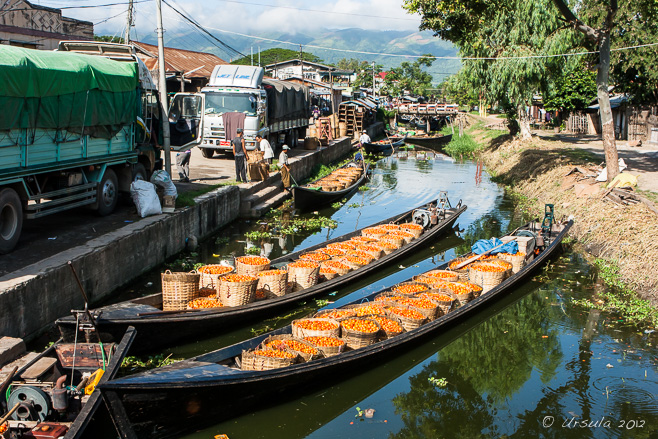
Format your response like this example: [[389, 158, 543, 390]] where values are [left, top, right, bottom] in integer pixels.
[[279, 144, 291, 188], [358, 129, 371, 146], [232, 128, 247, 182]]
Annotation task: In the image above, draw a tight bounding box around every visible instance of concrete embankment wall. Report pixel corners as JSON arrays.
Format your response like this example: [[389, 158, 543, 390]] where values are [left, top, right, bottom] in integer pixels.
[[0, 137, 352, 340]]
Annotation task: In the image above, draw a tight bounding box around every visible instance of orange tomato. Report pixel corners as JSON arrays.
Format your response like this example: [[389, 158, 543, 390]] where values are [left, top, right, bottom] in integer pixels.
[[253, 349, 296, 359], [341, 318, 379, 333], [236, 256, 270, 266], [295, 319, 339, 331], [222, 274, 257, 283], [388, 307, 425, 320], [288, 261, 320, 269], [304, 336, 345, 347], [198, 265, 234, 275]]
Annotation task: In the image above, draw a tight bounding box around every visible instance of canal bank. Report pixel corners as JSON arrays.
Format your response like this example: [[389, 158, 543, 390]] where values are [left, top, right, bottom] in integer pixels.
[[468, 117, 658, 322], [0, 137, 352, 340]]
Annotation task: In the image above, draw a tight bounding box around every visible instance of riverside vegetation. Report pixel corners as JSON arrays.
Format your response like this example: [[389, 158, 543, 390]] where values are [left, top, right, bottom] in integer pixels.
[[445, 115, 658, 327]]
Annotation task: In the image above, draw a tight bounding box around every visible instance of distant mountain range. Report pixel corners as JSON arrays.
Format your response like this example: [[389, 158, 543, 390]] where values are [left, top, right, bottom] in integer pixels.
[[139, 28, 461, 85]]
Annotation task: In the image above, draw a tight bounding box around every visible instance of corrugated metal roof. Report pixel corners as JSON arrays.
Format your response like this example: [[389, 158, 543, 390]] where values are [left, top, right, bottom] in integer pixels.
[[132, 41, 227, 78]]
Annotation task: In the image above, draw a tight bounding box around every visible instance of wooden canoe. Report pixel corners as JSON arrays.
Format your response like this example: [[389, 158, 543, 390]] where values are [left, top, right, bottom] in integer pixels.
[[292, 160, 369, 211], [388, 133, 452, 151], [57, 200, 467, 353], [362, 135, 406, 154], [3, 327, 135, 439], [99, 221, 572, 439]]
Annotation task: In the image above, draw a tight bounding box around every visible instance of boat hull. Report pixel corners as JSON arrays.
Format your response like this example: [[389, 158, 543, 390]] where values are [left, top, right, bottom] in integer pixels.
[[292, 162, 369, 211], [100, 222, 572, 439]]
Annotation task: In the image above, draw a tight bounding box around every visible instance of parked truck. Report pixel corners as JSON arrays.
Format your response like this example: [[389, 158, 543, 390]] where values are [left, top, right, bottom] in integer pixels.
[[0, 42, 192, 254], [170, 65, 310, 158]]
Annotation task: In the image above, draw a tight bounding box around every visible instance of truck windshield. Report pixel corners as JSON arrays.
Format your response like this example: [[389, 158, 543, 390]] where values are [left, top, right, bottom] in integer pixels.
[[204, 93, 257, 116]]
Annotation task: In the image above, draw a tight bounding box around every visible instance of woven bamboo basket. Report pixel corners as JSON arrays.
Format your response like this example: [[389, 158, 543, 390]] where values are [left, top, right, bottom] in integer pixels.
[[412, 275, 451, 291], [197, 287, 217, 298], [348, 251, 375, 264], [391, 281, 430, 296], [303, 336, 345, 357], [319, 268, 339, 281], [218, 275, 258, 306], [241, 349, 298, 371], [162, 270, 200, 311], [379, 223, 401, 233], [385, 305, 428, 331], [196, 264, 234, 290], [320, 247, 346, 259], [419, 290, 456, 314], [340, 318, 381, 349], [341, 302, 388, 317], [257, 269, 288, 297], [351, 235, 376, 244], [320, 260, 351, 275], [423, 270, 459, 282], [186, 297, 223, 310], [254, 288, 272, 301], [377, 240, 399, 255], [380, 235, 405, 249], [468, 261, 511, 294], [354, 244, 383, 260], [396, 297, 441, 320], [260, 334, 323, 362], [388, 231, 415, 245], [287, 261, 321, 291], [448, 257, 476, 280], [340, 255, 371, 270], [313, 308, 356, 321], [235, 256, 270, 276], [399, 223, 424, 239], [498, 252, 526, 273], [292, 318, 340, 338], [369, 314, 405, 339], [300, 251, 331, 263], [362, 227, 387, 240], [326, 241, 357, 251]]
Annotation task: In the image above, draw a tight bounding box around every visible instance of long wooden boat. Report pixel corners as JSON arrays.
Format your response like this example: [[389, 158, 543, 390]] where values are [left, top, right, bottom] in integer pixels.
[[362, 135, 406, 154], [388, 132, 452, 150], [98, 219, 572, 439], [1, 327, 135, 439], [292, 160, 369, 211], [57, 200, 466, 353]]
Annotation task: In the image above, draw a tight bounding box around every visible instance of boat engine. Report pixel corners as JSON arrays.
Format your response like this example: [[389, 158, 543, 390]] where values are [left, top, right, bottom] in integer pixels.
[[412, 209, 432, 228], [8, 386, 51, 421]]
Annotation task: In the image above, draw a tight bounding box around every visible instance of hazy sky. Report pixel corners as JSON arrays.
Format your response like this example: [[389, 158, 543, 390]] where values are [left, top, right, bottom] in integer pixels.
[[43, 0, 422, 41]]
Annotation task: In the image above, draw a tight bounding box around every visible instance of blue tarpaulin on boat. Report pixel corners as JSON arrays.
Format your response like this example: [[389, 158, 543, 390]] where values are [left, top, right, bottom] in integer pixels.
[[471, 238, 518, 255]]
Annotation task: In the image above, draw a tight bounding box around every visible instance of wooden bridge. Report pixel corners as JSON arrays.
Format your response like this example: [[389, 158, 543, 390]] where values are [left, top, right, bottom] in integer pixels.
[[395, 103, 459, 116]]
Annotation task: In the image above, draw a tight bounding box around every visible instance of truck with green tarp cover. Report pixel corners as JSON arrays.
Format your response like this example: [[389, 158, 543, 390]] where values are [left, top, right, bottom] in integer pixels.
[[0, 43, 165, 254]]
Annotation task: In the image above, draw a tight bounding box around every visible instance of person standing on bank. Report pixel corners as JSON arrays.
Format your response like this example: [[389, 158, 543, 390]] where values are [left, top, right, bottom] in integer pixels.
[[232, 128, 248, 182], [279, 144, 291, 189], [176, 148, 191, 182], [255, 134, 274, 164]]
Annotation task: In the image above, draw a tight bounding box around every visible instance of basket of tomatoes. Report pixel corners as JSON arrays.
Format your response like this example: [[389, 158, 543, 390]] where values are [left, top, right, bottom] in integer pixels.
[[340, 318, 381, 349], [292, 318, 340, 338], [235, 255, 271, 277], [303, 336, 346, 357], [196, 264, 235, 290], [241, 348, 298, 371], [218, 274, 259, 306], [261, 334, 323, 362]]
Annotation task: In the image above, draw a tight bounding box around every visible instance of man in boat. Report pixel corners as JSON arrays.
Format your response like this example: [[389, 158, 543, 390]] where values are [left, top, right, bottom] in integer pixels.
[[359, 130, 371, 147], [279, 144, 291, 189], [232, 128, 248, 183]]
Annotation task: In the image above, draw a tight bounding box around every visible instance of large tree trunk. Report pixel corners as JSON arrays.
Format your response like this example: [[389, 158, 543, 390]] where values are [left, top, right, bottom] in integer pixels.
[[517, 104, 532, 140], [596, 32, 619, 183]]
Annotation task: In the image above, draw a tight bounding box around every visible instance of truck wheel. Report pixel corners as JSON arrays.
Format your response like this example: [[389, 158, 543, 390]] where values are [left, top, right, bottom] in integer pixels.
[[201, 148, 214, 158], [132, 163, 148, 182], [0, 188, 23, 254], [96, 169, 119, 216]]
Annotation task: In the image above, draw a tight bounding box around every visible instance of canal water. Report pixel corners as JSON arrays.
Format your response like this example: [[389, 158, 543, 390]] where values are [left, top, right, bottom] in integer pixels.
[[118, 149, 658, 438]]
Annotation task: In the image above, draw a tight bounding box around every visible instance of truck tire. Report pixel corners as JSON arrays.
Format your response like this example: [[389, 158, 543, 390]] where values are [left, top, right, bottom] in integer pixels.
[[132, 163, 148, 182], [201, 148, 214, 158], [96, 168, 119, 216], [0, 188, 23, 254]]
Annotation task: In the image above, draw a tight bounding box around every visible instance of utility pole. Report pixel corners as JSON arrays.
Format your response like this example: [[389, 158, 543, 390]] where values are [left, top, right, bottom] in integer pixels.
[[124, 0, 133, 44], [258, 46, 261, 66], [299, 44, 304, 86], [372, 61, 376, 98], [250, 47, 253, 66], [155, 0, 171, 176]]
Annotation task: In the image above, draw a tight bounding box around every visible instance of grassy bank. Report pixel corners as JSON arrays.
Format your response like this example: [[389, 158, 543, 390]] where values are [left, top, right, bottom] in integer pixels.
[[468, 116, 657, 326]]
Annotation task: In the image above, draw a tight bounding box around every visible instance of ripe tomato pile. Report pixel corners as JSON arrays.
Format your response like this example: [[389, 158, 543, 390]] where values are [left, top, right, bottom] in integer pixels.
[[472, 262, 510, 272], [236, 256, 270, 266], [349, 250, 373, 260], [300, 252, 331, 262], [388, 307, 425, 320], [187, 298, 223, 309], [288, 261, 320, 269], [266, 340, 319, 356], [369, 316, 402, 333], [378, 241, 398, 249], [323, 260, 350, 271], [304, 336, 344, 347], [356, 244, 382, 253], [222, 274, 257, 283], [416, 276, 452, 289], [375, 294, 406, 302], [425, 270, 457, 279], [400, 223, 423, 231], [420, 292, 454, 303], [327, 242, 356, 250], [380, 224, 401, 232], [393, 284, 428, 295], [321, 247, 346, 257], [343, 256, 370, 265], [318, 309, 354, 320], [320, 267, 336, 275], [257, 269, 287, 277], [198, 265, 234, 275], [295, 319, 339, 331], [440, 282, 472, 295], [341, 318, 379, 333], [449, 259, 471, 270], [399, 298, 436, 309], [253, 349, 296, 359], [352, 236, 376, 243], [352, 305, 386, 316], [388, 230, 415, 239]]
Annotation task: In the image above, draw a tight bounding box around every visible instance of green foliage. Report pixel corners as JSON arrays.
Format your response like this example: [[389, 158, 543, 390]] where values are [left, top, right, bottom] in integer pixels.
[[572, 259, 658, 327], [544, 64, 597, 113], [331, 201, 343, 209], [176, 185, 223, 208], [278, 215, 337, 235], [94, 35, 124, 44], [443, 133, 479, 159], [384, 55, 436, 97], [350, 61, 384, 90], [215, 236, 229, 245], [231, 48, 322, 66], [245, 246, 261, 255], [121, 354, 180, 375], [441, 74, 478, 108], [244, 230, 272, 240], [427, 376, 448, 387]]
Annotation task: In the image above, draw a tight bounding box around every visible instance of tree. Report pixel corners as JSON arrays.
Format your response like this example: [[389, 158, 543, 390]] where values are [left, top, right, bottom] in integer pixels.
[[94, 35, 124, 44], [544, 64, 597, 116], [230, 48, 322, 67], [384, 55, 435, 97], [352, 61, 383, 91]]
